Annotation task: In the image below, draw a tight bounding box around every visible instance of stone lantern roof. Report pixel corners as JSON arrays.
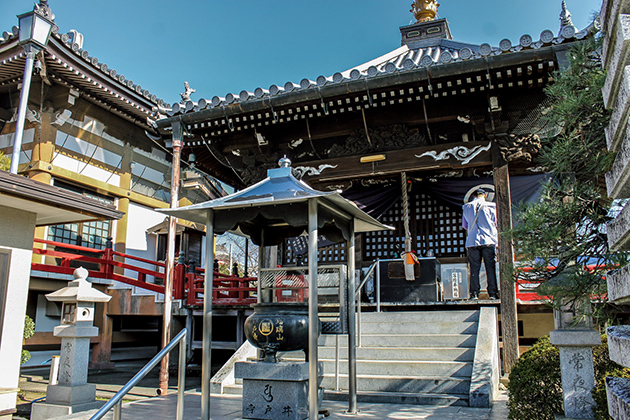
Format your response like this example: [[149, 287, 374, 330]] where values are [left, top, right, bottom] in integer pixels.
[[45, 267, 111, 303]]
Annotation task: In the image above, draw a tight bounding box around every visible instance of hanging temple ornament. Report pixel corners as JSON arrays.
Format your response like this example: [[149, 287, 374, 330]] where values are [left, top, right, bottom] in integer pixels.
[[410, 0, 439, 23]]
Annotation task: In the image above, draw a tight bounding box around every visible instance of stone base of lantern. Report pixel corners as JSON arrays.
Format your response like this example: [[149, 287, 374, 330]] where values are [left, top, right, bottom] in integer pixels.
[[30, 384, 104, 420], [235, 361, 323, 420]]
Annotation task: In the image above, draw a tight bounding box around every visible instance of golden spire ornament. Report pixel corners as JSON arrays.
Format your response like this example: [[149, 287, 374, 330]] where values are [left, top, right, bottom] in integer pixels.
[[410, 0, 439, 23]]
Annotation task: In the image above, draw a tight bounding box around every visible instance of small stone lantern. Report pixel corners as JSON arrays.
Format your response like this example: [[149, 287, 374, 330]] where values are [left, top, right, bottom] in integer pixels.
[[31, 267, 111, 420], [550, 297, 601, 419]]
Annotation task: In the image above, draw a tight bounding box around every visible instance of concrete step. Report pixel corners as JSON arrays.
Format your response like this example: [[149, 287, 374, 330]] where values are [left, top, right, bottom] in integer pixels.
[[324, 390, 469, 406], [223, 383, 244, 395], [317, 359, 473, 377], [223, 383, 468, 405], [224, 372, 470, 395], [281, 346, 475, 362], [274, 356, 472, 377], [358, 310, 479, 323], [321, 374, 471, 394], [318, 333, 477, 348], [357, 320, 478, 335]]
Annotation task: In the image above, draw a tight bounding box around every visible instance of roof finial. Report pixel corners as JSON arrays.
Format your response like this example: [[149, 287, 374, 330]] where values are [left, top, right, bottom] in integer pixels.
[[180, 81, 195, 102], [410, 0, 439, 23], [279, 156, 291, 168], [34, 0, 55, 21], [558, 1, 577, 37]]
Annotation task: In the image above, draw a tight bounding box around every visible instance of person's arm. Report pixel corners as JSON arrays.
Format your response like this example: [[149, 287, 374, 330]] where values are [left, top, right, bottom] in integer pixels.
[[462, 208, 468, 230]]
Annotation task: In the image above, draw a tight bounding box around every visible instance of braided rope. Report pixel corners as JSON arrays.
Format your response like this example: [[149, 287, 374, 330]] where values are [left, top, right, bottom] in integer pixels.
[[401, 172, 411, 253]]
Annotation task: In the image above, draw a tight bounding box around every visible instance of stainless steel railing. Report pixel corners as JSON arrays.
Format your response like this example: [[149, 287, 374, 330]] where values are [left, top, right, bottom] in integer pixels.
[[355, 259, 382, 348], [90, 328, 188, 420]]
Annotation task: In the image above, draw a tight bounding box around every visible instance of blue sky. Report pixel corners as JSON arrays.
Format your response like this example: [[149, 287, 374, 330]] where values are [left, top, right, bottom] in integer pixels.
[[1, 0, 602, 106]]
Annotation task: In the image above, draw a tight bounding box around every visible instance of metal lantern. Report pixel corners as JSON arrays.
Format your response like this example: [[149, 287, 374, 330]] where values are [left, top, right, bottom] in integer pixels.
[[17, 10, 53, 48]]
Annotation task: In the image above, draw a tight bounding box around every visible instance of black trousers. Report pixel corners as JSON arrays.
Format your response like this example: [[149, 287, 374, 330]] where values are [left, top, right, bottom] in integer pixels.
[[467, 245, 498, 296]]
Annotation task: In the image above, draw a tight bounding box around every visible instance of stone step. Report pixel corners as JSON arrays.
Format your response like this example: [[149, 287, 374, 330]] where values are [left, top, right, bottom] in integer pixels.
[[321, 374, 471, 394], [315, 359, 473, 377], [324, 390, 469, 406], [357, 310, 479, 323], [281, 346, 475, 362], [222, 383, 244, 395], [273, 357, 472, 378], [357, 320, 478, 335], [224, 375, 471, 399], [319, 333, 477, 348]]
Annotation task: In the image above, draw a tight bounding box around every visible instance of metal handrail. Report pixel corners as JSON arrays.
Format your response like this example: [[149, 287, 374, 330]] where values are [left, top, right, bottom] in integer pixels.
[[354, 259, 380, 348], [90, 328, 188, 420]]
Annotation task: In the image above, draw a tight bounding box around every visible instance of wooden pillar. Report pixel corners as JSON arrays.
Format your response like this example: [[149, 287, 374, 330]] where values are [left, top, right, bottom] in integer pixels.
[[113, 143, 133, 274], [29, 109, 55, 263], [492, 145, 519, 374], [28, 108, 55, 184]]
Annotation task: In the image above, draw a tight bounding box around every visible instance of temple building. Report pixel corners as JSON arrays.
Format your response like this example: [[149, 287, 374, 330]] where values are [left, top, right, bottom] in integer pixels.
[[0, 0, 603, 413], [154, 0, 595, 359], [0, 0, 225, 371]]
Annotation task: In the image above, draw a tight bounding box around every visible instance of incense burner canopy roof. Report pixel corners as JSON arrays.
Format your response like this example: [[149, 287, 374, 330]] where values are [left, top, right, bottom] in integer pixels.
[[157, 158, 391, 246]]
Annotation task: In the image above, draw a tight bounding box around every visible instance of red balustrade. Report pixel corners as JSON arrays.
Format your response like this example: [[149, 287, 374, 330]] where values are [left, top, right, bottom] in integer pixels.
[[514, 264, 611, 302], [31, 238, 256, 306]]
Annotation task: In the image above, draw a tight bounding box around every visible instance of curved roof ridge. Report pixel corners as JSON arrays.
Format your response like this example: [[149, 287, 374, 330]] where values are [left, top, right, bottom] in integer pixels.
[[158, 17, 597, 119]]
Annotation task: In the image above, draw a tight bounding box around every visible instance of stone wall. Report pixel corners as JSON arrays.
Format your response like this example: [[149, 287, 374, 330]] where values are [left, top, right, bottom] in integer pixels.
[[601, 0, 630, 417]]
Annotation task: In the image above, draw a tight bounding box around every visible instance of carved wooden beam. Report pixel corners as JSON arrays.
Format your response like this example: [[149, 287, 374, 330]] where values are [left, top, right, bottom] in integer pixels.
[[301, 141, 493, 183]]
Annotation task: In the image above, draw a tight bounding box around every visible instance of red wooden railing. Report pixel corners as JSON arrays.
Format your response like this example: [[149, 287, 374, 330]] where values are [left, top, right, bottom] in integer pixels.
[[31, 238, 256, 306], [514, 264, 611, 302], [33, 239, 610, 305]]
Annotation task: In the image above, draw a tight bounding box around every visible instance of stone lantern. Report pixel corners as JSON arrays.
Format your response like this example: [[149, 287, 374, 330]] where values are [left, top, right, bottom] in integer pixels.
[[31, 267, 112, 420], [550, 297, 601, 419]]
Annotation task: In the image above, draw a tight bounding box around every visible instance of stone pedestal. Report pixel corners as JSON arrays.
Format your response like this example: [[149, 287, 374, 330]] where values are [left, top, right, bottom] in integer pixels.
[[550, 329, 601, 419], [31, 268, 111, 419], [235, 361, 323, 420], [31, 336, 105, 419]]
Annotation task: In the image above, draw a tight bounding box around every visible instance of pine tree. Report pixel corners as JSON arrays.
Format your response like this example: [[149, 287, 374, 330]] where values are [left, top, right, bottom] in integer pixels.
[[512, 35, 625, 322]]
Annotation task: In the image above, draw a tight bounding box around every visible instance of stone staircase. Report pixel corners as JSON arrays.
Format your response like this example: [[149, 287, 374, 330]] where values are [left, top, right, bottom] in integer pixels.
[[215, 308, 499, 407]]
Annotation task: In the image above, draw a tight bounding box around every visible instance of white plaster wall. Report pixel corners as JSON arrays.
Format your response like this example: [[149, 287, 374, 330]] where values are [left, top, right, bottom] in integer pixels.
[[0, 205, 36, 393], [124, 202, 167, 283], [34, 294, 61, 332], [52, 131, 121, 186], [0, 128, 34, 166], [0, 128, 34, 148]]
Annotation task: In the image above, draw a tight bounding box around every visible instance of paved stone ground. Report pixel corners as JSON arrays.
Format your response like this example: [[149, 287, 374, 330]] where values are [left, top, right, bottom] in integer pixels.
[[18, 365, 509, 419], [40, 390, 509, 420]]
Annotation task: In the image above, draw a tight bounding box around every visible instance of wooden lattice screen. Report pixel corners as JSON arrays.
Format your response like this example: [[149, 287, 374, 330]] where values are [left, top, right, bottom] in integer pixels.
[[283, 189, 467, 264], [364, 191, 466, 260]]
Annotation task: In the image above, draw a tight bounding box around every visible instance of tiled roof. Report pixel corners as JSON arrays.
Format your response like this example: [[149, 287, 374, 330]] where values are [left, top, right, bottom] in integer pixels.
[[0, 18, 163, 124], [161, 19, 596, 118]]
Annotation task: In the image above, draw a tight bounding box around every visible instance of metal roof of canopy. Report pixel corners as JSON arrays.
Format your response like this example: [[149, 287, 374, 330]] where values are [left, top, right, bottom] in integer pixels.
[[157, 157, 392, 245]]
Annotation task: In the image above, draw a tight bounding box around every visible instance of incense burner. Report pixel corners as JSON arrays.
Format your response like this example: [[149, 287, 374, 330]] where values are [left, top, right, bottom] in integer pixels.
[[244, 302, 317, 362]]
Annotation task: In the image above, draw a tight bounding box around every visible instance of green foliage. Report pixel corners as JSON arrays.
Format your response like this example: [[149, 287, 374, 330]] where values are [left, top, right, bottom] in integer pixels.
[[508, 335, 630, 420], [0, 150, 9, 171], [21, 315, 35, 365], [511, 36, 624, 322], [508, 336, 562, 420]]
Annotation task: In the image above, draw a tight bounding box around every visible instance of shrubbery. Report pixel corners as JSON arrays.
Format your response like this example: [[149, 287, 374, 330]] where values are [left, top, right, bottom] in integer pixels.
[[508, 335, 630, 420], [21, 315, 35, 364], [508, 336, 562, 420]]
